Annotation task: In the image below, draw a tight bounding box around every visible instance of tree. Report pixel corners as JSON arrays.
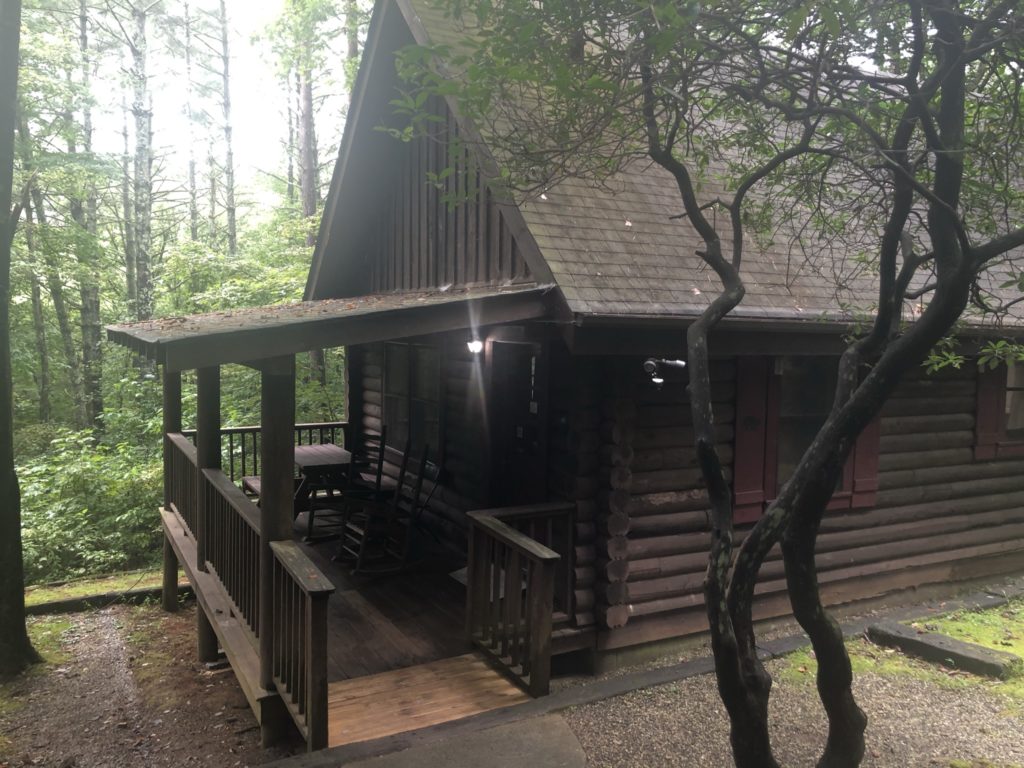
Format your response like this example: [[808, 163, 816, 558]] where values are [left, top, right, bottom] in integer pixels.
[[0, 0, 40, 677], [398, 2, 1024, 765], [217, 0, 237, 256]]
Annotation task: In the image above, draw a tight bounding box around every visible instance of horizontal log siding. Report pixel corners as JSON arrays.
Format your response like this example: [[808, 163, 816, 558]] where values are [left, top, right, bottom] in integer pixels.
[[596, 362, 1024, 650], [547, 353, 600, 628], [367, 96, 532, 293], [594, 358, 735, 632], [349, 339, 488, 551]]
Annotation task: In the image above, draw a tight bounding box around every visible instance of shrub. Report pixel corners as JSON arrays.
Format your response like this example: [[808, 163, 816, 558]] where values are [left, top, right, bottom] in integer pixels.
[[19, 429, 162, 585]]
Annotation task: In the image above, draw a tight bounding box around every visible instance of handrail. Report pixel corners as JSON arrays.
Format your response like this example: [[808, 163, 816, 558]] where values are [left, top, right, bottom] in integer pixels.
[[466, 503, 573, 697], [167, 433, 199, 537], [182, 420, 349, 484], [468, 514, 562, 562], [270, 540, 335, 751], [202, 468, 262, 639], [182, 421, 350, 438], [470, 502, 578, 521]]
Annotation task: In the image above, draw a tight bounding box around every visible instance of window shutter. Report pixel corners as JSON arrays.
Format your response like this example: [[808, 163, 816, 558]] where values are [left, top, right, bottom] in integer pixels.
[[851, 413, 881, 508], [733, 357, 769, 524], [975, 364, 1005, 460]]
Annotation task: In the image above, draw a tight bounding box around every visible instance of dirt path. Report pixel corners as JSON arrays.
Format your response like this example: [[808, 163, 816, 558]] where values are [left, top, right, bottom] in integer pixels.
[[0, 604, 300, 768]]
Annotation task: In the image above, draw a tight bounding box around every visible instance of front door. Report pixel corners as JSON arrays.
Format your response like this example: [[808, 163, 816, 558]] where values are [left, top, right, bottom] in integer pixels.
[[490, 341, 547, 505]]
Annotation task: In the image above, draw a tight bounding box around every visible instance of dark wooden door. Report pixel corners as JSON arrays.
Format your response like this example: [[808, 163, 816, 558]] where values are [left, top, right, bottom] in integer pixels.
[[490, 341, 547, 505]]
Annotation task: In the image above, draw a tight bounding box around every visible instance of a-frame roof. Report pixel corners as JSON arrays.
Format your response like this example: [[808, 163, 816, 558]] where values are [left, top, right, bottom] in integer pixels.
[[308, 0, 1024, 333]]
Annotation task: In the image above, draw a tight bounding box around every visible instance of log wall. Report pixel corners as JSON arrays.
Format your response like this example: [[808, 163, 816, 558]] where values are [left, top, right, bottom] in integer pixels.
[[347, 337, 489, 549], [348, 334, 600, 630], [365, 95, 533, 293], [594, 360, 1024, 651], [546, 354, 601, 629]]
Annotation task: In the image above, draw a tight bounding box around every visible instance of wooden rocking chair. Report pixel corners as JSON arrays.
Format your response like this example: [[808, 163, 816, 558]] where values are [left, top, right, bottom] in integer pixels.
[[306, 427, 388, 536], [337, 442, 430, 574]]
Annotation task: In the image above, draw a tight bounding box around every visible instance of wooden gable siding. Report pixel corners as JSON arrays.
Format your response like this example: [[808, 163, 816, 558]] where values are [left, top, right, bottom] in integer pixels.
[[347, 337, 490, 548], [590, 361, 1024, 651], [367, 96, 533, 293]]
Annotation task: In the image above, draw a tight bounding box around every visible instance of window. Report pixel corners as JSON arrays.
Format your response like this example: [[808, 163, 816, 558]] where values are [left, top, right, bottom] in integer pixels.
[[974, 362, 1024, 459], [733, 356, 880, 524], [383, 343, 441, 456]]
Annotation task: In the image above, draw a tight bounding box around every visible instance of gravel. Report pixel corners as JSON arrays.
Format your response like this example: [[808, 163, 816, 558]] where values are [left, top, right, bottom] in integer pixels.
[[564, 656, 1024, 767], [0, 604, 301, 768]]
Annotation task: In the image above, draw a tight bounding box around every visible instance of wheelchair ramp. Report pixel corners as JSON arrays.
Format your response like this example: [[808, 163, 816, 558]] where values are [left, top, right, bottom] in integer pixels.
[[327, 653, 531, 747]]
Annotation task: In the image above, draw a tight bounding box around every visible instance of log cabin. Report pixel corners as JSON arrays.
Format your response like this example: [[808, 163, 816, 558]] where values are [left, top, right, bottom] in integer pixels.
[[105, 0, 1024, 753]]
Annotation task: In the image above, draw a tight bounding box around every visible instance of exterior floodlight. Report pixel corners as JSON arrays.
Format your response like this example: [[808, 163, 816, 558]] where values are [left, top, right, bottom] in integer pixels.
[[467, 339, 484, 354], [643, 356, 687, 387]]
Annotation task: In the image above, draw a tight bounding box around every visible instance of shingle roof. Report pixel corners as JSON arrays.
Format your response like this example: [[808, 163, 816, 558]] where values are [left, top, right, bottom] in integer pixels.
[[404, 0, 1024, 329]]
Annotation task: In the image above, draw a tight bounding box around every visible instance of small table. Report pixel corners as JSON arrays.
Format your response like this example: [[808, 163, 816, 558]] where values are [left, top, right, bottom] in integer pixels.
[[294, 443, 352, 475], [294, 444, 352, 538]]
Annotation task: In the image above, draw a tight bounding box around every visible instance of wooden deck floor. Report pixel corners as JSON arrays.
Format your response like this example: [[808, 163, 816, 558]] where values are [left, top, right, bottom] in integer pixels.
[[326, 653, 531, 747], [298, 526, 471, 682]]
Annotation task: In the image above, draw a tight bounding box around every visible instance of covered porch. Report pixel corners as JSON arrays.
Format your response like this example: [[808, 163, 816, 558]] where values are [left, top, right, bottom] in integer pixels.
[[106, 285, 584, 751]]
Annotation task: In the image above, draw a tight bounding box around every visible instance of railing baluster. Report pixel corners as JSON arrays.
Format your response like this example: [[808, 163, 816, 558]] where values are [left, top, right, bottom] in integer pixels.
[[465, 504, 569, 698], [503, 550, 519, 660]]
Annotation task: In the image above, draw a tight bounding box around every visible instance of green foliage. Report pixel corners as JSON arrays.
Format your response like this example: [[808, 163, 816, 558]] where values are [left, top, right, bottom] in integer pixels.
[[156, 209, 313, 316], [924, 336, 967, 374], [18, 428, 161, 585], [978, 340, 1024, 371]]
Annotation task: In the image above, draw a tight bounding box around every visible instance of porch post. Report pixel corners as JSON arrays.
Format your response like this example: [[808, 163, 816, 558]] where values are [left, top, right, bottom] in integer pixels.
[[258, 355, 295, 746], [161, 367, 182, 613], [195, 366, 221, 573], [195, 366, 221, 663]]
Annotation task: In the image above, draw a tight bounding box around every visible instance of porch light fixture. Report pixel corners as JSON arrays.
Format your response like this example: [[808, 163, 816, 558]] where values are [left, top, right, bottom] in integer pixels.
[[467, 339, 484, 354], [643, 357, 686, 388]]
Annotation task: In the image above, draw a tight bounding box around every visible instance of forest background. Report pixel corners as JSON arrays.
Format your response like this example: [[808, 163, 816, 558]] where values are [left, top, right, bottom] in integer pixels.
[[13, 0, 364, 585]]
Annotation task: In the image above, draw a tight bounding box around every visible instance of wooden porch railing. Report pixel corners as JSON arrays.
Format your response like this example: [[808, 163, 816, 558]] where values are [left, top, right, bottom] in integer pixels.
[[202, 469, 262, 639], [182, 421, 350, 484], [167, 433, 199, 536], [270, 540, 335, 751], [465, 502, 574, 696]]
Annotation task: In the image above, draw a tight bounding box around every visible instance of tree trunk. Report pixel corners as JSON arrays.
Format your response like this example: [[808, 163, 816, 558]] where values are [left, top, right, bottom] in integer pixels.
[[121, 82, 137, 317], [17, 119, 88, 428], [208, 142, 218, 244], [218, 0, 237, 256], [78, 0, 102, 429], [345, 0, 359, 73], [23, 203, 51, 422], [184, 1, 199, 242], [0, 0, 39, 677], [298, 67, 317, 246], [131, 6, 153, 321], [34, 185, 88, 428], [286, 64, 295, 205]]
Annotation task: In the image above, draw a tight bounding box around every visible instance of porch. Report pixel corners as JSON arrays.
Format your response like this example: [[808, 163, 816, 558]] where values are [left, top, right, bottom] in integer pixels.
[[161, 413, 582, 751], [106, 285, 590, 751]]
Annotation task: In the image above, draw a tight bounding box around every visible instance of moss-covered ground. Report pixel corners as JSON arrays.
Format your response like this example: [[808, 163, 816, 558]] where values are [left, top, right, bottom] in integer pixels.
[[777, 598, 1024, 767], [23, 568, 167, 607]]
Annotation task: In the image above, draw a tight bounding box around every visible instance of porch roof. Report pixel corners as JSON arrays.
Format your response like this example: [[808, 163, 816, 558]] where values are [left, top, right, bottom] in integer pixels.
[[106, 283, 556, 371]]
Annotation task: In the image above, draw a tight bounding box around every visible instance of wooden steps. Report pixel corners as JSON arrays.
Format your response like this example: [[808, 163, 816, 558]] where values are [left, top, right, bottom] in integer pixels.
[[327, 653, 530, 747]]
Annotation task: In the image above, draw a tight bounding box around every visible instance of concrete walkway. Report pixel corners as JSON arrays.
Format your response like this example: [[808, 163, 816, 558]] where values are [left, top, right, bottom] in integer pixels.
[[343, 715, 586, 768]]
